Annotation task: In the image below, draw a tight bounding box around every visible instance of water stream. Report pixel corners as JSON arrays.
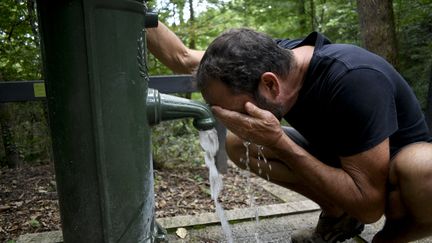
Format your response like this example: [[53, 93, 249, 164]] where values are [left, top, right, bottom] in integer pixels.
[[256, 144, 272, 181], [199, 129, 233, 243], [199, 129, 274, 242], [242, 141, 260, 243]]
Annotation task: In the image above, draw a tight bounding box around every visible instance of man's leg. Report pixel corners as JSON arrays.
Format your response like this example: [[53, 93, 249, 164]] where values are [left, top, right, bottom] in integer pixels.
[[374, 142, 432, 242]]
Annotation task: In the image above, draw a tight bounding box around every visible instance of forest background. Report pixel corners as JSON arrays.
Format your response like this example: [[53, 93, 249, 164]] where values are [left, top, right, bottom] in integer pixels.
[[0, 0, 431, 168]]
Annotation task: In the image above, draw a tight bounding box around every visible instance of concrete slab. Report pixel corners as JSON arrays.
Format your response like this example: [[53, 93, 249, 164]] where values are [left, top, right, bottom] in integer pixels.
[[251, 177, 308, 203], [16, 212, 432, 243], [166, 212, 432, 243], [166, 211, 356, 242], [16, 231, 62, 243], [157, 200, 320, 229]]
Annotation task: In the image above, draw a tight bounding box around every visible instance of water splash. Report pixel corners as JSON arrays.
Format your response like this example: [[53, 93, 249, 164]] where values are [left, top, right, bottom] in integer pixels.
[[199, 129, 233, 243], [256, 145, 271, 181]]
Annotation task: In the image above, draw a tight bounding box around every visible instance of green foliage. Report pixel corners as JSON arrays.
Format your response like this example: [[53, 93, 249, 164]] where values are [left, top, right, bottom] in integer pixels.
[[147, 0, 215, 167], [12, 102, 51, 163], [0, 102, 51, 167], [151, 119, 204, 168], [314, 0, 360, 44], [0, 0, 50, 166], [394, 0, 432, 108], [29, 218, 41, 228], [0, 0, 41, 80], [1, 0, 431, 166]]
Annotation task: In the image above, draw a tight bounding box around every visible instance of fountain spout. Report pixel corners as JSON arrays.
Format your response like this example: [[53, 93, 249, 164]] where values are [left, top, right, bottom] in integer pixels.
[[147, 88, 216, 130]]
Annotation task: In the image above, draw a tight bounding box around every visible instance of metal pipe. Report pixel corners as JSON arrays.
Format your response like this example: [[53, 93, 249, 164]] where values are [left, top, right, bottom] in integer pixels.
[[147, 88, 215, 131]]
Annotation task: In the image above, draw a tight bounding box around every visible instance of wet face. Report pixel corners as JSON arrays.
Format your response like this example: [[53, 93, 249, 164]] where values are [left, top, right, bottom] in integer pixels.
[[202, 80, 285, 120]]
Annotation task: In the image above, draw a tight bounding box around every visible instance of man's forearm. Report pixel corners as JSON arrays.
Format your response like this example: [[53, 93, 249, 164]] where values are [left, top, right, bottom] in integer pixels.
[[271, 135, 386, 223], [146, 21, 204, 74]]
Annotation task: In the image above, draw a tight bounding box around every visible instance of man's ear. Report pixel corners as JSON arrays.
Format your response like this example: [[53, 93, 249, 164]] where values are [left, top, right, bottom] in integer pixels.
[[259, 72, 280, 98]]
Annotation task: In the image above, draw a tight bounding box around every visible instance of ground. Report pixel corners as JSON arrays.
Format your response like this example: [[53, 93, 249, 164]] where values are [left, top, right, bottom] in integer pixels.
[[0, 162, 282, 242]]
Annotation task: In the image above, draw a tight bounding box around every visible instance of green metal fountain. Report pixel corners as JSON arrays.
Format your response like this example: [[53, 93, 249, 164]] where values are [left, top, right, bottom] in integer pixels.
[[35, 0, 215, 242]]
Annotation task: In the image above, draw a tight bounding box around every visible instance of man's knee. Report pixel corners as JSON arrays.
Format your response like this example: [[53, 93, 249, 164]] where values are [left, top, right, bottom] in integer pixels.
[[390, 142, 432, 224], [391, 142, 432, 183]]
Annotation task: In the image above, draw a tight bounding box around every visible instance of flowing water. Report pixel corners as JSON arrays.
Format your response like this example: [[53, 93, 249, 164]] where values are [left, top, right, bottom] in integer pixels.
[[199, 129, 233, 243], [242, 142, 260, 243], [241, 142, 273, 243], [256, 145, 272, 181], [199, 129, 274, 243]]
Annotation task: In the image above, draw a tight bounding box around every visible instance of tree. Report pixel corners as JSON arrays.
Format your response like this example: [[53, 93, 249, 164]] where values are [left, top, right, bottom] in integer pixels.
[[394, 0, 432, 109], [185, 0, 195, 99], [356, 0, 399, 68], [0, 112, 22, 168], [0, 0, 49, 167], [426, 67, 432, 134], [0, 82, 22, 168]]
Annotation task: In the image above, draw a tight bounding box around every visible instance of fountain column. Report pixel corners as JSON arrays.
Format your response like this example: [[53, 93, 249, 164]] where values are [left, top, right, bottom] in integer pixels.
[[36, 0, 156, 241]]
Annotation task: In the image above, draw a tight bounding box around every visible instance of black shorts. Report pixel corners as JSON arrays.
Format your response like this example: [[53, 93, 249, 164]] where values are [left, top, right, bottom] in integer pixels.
[[283, 126, 341, 167]]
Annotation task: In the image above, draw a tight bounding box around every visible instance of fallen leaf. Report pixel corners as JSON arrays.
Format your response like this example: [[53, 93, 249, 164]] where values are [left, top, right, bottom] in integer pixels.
[[176, 227, 188, 239], [14, 201, 23, 207], [0, 205, 11, 212]]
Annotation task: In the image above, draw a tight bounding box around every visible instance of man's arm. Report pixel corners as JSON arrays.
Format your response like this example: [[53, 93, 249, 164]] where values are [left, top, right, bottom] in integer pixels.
[[146, 21, 204, 74], [273, 134, 389, 223], [212, 102, 389, 223]]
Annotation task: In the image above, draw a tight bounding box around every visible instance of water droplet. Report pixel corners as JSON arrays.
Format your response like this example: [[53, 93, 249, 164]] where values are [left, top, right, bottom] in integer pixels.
[[242, 141, 260, 242]]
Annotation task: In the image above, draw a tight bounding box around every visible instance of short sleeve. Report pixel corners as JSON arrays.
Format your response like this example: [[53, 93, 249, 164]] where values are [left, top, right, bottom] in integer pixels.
[[275, 32, 331, 50], [328, 68, 398, 156]]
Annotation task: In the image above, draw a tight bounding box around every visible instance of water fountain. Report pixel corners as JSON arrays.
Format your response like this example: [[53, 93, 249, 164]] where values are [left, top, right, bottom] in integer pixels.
[[35, 0, 216, 242]]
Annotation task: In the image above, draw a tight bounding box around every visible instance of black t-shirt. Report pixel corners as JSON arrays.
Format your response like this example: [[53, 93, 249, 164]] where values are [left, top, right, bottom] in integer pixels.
[[276, 32, 431, 163]]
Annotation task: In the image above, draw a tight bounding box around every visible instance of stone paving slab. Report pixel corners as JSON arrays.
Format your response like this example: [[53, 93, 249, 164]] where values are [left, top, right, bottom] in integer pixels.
[[166, 211, 361, 242], [16, 211, 432, 243], [166, 211, 432, 243], [17, 231, 62, 243], [157, 200, 319, 229], [251, 177, 308, 203]]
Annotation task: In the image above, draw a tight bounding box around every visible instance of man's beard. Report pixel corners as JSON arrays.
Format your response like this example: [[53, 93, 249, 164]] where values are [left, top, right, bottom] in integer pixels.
[[254, 92, 285, 121]]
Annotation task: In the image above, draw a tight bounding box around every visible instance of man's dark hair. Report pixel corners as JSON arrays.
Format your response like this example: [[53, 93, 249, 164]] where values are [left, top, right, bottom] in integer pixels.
[[196, 28, 294, 96]]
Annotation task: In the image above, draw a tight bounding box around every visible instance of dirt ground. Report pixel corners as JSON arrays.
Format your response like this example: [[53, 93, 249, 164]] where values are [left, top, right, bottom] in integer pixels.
[[0, 162, 281, 242]]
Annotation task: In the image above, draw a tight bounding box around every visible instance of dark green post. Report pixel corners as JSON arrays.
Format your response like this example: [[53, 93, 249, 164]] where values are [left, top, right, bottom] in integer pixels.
[[36, 0, 155, 241]]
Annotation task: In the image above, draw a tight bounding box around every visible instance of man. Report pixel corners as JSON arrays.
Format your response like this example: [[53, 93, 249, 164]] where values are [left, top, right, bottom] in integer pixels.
[[147, 22, 432, 242]]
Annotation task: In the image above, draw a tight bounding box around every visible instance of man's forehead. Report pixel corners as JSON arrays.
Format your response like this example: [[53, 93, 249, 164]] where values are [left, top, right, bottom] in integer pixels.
[[201, 80, 229, 100], [203, 90, 255, 116]]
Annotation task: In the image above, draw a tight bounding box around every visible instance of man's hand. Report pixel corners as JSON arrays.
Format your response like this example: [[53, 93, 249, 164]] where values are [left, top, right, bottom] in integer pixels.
[[211, 102, 285, 147]]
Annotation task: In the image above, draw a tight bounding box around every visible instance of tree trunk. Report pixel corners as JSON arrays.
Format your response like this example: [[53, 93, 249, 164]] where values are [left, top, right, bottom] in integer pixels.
[[356, 0, 399, 68], [0, 103, 22, 168], [309, 0, 317, 30], [27, 0, 40, 49], [298, 0, 308, 34], [426, 66, 432, 135], [188, 0, 196, 50], [0, 72, 22, 168], [185, 0, 196, 100]]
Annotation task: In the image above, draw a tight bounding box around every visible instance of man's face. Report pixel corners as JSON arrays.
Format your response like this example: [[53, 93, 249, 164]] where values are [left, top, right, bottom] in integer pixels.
[[202, 80, 253, 114], [254, 92, 285, 121], [202, 80, 285, 120]]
